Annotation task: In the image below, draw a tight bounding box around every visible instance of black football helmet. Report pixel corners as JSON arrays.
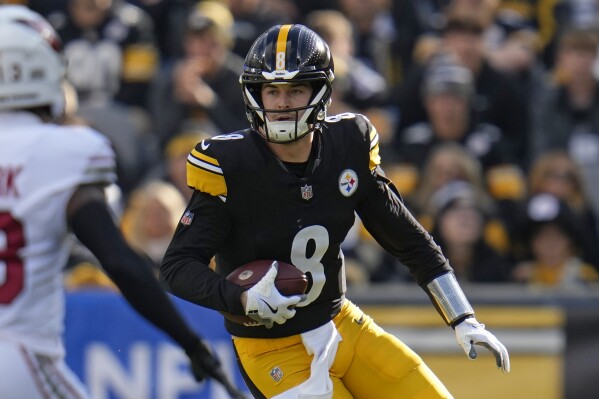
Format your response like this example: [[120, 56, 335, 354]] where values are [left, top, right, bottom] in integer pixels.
[[240, 24, 334, 143]]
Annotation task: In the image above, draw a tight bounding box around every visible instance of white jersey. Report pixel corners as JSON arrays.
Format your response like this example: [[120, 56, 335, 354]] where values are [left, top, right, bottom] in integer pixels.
[[0, 111, 116, 358]]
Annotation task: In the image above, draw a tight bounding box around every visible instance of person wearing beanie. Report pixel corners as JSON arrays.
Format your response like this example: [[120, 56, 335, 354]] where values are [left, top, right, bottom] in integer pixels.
[[429, 181, 512, 282], [512, 193, 599, 287]]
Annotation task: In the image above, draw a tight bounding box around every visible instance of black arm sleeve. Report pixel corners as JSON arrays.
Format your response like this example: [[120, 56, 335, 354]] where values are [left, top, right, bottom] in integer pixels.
[[356, 170, 453, 287], [160, 191, 246, 316], [69, 199, 199, 351]]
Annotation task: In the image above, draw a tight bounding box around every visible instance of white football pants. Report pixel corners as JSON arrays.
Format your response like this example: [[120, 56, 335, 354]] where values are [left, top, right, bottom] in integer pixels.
[[0, 340, 89, 399]]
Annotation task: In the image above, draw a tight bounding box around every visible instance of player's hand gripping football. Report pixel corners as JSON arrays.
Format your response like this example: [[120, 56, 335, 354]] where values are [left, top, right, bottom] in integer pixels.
[[455, 317, 510, 373], [185, 338, 247, 399], [244, 261, 304, 328]]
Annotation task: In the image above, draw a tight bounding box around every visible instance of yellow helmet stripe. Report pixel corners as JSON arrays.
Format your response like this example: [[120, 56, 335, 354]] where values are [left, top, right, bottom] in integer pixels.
[[275, 24, 292, 70]]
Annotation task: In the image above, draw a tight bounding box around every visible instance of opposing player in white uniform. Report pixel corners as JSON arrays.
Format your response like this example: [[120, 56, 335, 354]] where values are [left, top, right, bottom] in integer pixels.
[[0, 6, 235, 399]]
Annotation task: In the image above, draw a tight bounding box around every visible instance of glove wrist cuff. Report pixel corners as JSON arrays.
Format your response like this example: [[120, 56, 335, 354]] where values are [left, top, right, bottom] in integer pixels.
[[450, 314, 475, 329], [244, 291, 258, 316]]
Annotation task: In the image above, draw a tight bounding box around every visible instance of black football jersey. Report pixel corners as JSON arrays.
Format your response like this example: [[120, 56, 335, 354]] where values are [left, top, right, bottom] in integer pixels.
[[161, 113, 451, 338]]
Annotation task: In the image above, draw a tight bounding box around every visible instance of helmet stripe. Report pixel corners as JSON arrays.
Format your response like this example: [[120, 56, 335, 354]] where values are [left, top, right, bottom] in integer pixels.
[[275, 24, 292, 70]]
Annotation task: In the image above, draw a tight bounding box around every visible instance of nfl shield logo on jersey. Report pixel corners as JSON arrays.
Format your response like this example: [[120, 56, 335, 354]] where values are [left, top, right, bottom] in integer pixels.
[[270, 366, 284, 382], [301, 184, 313, 201], [180, 210, 194, 226], [339, 169, 358, 197]]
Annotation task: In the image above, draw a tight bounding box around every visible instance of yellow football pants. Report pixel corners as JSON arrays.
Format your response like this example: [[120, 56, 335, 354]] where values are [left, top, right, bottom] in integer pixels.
[[233, 300, 453, 398]]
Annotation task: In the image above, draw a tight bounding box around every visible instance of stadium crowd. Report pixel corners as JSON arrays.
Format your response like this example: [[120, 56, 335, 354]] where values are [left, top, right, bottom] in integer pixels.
[[10, 0, 599, 289]]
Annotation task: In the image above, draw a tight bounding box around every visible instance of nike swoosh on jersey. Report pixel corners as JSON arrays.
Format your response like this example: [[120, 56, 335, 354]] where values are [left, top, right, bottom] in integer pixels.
[[260, 299, 278, 314], [201, 140, 210, 150]]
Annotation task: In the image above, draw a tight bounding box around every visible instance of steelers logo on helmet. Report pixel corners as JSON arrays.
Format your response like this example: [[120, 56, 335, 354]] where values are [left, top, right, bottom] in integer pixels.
[[240, 24, 334, 143], [339, 169, 358, 197]]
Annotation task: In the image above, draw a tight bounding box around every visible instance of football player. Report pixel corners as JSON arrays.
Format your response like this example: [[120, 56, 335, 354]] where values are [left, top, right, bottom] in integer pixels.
[[0, 5, 233, 398], [161, 24, 510, 398]]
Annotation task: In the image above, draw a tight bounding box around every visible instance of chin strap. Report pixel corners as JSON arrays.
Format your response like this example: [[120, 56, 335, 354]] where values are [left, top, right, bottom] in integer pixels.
[[426, 273, 474, 327]]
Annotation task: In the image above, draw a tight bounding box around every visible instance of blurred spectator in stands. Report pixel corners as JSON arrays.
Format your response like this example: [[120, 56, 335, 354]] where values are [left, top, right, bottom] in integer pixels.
[[336, 0, 399, 86], [488, 26, 548, 108], [538, 0, 599, 68], [306, 9, 388, 111], [512, 193, 599, 288], [62, 98, 156, 198], [408, 0, 498, 36], [415, 0, 541, 57], [406, 0, 530, 69], [529, 27, 599, 216], [388, 0, 425, 84], [444, 12, 530, 155], [48, 0, 158, 110], [393, 15, 530, 164], [488, 2, 548, 63], [227, 0, 293, 59], [71, 99, 159, 197], [406, 0, 448, 32], [476, 1, 563, 70], [398, 142, 485, 215], [149, 0, 246, 147], [393, 55, 514, 168], [145, 130, 210, 201], [413, 144, 510, 253], [128, 0, 194, 62], [47, 0, 160, 196], [445, 0, 500, 45], [527, 150, 599, 270], [121, 180, 187, 270], [429, 181, 513, 282], [392, 55, 526, 218], [369, 142, 511, 282]]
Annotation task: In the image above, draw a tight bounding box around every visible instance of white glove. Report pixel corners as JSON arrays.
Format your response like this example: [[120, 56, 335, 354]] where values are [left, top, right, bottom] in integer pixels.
[[244, 261, 304, 329], [455, 317, 510, 373]]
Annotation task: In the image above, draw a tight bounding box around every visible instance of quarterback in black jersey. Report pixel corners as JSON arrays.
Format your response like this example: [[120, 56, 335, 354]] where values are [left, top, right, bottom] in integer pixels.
[[161, 24, 510, 399]]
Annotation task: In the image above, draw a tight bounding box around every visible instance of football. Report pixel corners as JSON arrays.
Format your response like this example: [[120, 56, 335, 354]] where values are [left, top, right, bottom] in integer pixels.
[[221, 260, 308, 326]]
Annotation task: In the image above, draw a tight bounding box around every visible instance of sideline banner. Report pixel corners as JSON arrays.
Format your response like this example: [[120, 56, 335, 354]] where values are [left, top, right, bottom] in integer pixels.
[[65, 288, 599, 399], [64, 290, 249, 399]]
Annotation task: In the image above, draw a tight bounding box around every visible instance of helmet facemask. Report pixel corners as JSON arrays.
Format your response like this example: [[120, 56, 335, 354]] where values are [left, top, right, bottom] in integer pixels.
[[242, 78, 332, 143]]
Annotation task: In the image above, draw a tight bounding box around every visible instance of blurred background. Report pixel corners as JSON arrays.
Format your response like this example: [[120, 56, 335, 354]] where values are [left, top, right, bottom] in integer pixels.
[[5, 0, 599, 397]]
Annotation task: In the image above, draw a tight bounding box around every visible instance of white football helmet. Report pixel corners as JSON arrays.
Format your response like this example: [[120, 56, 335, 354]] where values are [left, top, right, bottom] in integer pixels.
[[0, 5, 66, 118]]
